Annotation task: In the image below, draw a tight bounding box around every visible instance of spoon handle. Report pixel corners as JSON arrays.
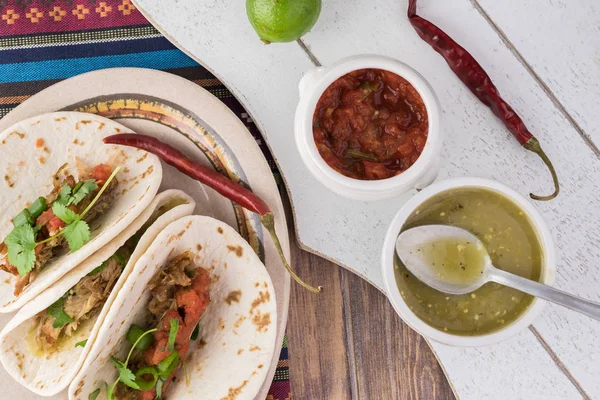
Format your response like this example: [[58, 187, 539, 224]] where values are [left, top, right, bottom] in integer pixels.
[[488, 268, 600, 321]]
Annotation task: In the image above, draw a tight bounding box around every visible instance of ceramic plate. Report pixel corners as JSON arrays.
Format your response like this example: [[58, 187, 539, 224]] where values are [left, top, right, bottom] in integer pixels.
[[0, 67, 290, 399]]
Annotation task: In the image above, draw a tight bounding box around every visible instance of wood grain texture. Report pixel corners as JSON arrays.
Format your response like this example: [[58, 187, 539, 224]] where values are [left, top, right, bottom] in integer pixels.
[[286, 189, 455, 400], [288, 243, 455, 400]]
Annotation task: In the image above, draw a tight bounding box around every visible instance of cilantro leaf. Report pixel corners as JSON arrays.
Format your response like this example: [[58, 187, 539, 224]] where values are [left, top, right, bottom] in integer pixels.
[[75, 339, 87, 348], [56, 185, 72, 205], [62, 220, 90, 252], [47, 297, 73, 328], [167, 318, 179, 352], [69, 180, 98, 206], [155, 378, 165, 399], [51, 202, 79, 225], [88, 388, 100, 400], [4, 224, 37, 276], [111, 357, 139, 390]]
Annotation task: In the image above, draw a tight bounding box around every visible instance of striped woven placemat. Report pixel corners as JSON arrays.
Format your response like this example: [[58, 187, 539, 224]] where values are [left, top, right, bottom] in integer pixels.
[[0, 1, 289, 399]]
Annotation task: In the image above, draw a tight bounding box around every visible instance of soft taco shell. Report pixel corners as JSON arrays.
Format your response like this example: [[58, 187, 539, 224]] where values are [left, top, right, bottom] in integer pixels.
[[69, 215, 278, 400], [0, 112, 162, 312], [0, 189, 195, 396]]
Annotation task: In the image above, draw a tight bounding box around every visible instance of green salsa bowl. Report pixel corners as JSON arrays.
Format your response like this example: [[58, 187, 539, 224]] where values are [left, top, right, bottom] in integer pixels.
[[381, 178, 556, 346]]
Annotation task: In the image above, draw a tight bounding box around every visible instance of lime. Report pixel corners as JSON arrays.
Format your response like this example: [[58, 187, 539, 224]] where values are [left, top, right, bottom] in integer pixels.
[[246, 0, 322, 44]]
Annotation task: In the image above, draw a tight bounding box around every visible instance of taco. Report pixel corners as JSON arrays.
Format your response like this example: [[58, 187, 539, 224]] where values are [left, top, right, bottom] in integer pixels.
[[69, 216, 277, 400], [0, 190, 195, 396], [0, 112, 162, 312]]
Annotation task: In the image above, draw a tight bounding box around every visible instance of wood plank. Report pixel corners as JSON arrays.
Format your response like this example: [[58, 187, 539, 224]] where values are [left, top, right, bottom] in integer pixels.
[[476, 0, 600, 147], [343, 270, 455, 400], [285, 192, 354, 400], [287, 245, 354, 400]]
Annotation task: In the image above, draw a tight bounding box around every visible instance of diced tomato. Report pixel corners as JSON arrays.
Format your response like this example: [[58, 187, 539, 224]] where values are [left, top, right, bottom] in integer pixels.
[[36, 210, 66, 233], [362, 161, 392, 180], [91, 164, 112, 184], [48, 216, 66, 233], [143, 336, 170, 367], [140, 268, 211, 398]]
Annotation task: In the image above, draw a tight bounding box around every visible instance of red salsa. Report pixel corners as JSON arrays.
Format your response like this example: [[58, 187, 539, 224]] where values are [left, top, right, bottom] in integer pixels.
[[313, 68, 428, 180]]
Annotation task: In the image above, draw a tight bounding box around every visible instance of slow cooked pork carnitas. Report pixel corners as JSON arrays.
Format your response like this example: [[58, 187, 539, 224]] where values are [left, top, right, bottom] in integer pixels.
[[111, 251, 211, 400], [35, 249, 129, 352], [0, 163, 118, 296]]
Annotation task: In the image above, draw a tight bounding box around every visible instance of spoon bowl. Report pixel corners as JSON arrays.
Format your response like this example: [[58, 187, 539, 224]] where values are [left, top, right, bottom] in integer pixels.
[[396, 225, 491, 295], [396, 224, 600, 321]]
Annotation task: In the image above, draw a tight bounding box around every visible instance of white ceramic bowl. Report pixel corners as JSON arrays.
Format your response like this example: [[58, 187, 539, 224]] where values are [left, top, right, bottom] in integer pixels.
[[294, 54, 443, 201], [381, 177, 557, 346]]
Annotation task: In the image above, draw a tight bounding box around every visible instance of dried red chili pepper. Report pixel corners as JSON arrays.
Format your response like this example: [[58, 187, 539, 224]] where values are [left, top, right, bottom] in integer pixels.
[[407, 0, 559, 201], [103, 133, 321, 293]]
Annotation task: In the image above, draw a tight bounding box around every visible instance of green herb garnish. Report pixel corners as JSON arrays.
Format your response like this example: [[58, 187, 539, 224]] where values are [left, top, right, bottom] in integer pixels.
[[12, 209, 34, 227], [111, 357, 139, 390], [134, 366, 159, 390], [155, 378, 165, 399], [107, 327, 157, 398], [56, 185, 72, 205], [69, 180, 98, 206], [4, 225, 37, 276], [75, 339, 87, 348], [28, 197, 47, 219], [46, 297, 73, 328], [5, 167, 120, 277], [88, 388, 101, 400], [52, 201, 91, 252], [167, 318, 179, 352], [157, 351, 179, 379], [126, 324, 154, 351]]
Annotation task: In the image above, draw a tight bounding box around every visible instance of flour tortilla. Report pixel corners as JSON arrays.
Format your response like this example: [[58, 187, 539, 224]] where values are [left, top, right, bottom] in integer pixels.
[[69, 215, 277, 400], [0, 190, 195, 396], [0, 112, 162, 313]]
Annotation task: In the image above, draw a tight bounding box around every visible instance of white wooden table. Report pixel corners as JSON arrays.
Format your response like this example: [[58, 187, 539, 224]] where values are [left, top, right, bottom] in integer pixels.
[[132, 1, 599, 398]]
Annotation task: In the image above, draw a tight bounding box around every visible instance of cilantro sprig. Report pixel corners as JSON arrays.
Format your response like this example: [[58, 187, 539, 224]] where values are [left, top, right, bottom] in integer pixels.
[[106, 327, 157, 400], [105, 318, 180, 399], [4, 167, 120, 277]]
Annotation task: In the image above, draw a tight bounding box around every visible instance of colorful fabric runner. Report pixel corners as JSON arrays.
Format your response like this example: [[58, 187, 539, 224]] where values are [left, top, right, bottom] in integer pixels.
[[0, 1, 289, 399]]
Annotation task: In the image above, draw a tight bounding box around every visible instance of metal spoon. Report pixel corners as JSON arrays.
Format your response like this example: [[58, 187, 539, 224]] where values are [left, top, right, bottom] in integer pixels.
[[396, 225, 600, 321]]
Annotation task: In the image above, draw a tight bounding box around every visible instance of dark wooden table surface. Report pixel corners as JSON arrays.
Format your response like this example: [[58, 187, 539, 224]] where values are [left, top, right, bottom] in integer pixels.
[[282, 197, 457, 400]]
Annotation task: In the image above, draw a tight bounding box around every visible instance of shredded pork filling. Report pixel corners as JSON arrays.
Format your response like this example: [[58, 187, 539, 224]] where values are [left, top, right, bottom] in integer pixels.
[[115, 252, 211, 400], [35, 256, 124, 352]]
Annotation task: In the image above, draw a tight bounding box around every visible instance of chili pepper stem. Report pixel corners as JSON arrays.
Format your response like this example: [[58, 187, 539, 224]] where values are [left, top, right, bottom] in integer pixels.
[[260, 213, 322, 293], [523, 138, 560, 201]]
